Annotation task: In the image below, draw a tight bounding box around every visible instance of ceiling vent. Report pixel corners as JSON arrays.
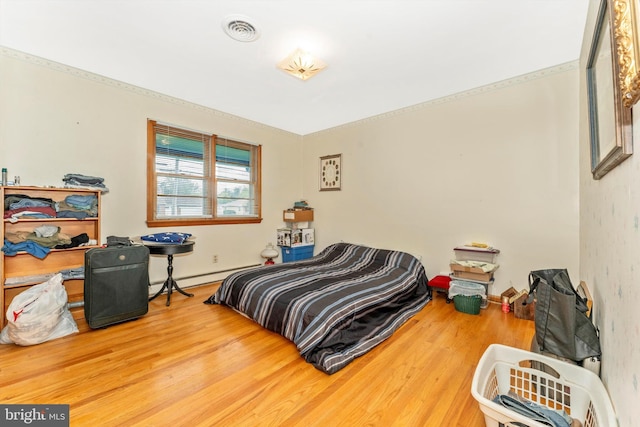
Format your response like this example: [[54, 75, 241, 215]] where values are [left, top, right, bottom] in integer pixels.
[[222, 15, 260, 42]]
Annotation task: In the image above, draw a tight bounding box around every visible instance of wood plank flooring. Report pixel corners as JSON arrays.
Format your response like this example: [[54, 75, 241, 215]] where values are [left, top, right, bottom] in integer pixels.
[[0, 284, 535, 426]]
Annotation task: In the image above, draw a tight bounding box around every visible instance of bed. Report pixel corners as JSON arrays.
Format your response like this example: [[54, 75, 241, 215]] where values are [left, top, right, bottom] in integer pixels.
[[205, 242, 431, 374]]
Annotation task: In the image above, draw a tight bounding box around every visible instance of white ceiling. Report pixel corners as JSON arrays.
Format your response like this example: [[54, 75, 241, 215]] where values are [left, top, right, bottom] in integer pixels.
[[0, 0, 589, 135]]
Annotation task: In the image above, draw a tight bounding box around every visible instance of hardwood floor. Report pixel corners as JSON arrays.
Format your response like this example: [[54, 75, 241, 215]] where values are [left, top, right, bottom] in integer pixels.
[[0, 284, 535, 426]]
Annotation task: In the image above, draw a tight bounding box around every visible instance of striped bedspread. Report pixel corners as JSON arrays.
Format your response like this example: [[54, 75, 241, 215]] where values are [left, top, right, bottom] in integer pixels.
[[205, 243, 431, 374]]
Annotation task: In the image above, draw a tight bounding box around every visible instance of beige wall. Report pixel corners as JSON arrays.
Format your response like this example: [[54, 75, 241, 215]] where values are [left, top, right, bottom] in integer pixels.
[[579, 1, 640, 425], [0, 47, 581, 299], [302, 66, 580, 298], [0, 49, 303, 287]]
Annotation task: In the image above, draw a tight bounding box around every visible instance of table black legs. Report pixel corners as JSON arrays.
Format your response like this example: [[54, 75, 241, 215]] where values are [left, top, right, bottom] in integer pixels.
[[149, 253, 194, 306]]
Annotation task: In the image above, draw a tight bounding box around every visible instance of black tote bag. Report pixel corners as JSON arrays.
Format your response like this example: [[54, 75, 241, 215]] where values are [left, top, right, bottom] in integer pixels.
[[528, 269, 601, 362]]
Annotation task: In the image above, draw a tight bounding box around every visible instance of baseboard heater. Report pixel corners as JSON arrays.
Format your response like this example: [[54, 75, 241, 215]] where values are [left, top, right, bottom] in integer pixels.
[[66, 264, 260, 310], [147, 264, 260, 286]]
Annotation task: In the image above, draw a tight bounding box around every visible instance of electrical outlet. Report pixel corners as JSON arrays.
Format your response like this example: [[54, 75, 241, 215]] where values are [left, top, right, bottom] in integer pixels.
[[212, 254, 218, 263]]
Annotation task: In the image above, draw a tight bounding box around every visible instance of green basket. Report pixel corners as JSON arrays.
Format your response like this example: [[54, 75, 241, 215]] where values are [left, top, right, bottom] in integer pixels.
[[453, 295, 482, 315]]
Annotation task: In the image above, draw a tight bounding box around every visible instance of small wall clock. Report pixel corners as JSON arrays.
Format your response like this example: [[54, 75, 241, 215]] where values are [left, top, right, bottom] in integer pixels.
[[319, 154, 341, 191]]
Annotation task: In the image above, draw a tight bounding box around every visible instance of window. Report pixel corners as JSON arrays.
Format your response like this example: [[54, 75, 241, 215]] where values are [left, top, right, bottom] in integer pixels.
[[147, 120, 262, 226]]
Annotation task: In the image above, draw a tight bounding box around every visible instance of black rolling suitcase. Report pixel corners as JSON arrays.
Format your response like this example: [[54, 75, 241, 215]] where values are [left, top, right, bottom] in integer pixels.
[[84, 245, 150, 328]]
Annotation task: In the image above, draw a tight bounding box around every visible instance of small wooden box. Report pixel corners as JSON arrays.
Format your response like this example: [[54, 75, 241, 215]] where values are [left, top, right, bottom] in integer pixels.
[[514, 294, 535, 320], [500, 287, 518, 311]]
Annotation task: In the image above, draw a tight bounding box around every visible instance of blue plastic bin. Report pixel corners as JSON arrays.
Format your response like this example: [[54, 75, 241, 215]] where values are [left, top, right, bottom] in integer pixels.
[[281, 245, 314, 262]]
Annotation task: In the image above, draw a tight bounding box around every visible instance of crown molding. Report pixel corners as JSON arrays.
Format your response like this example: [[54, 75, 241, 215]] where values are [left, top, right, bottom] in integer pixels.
[[0, 45, 298, 138], [307, 61, 579, 136], [2, 45, 577, 137]]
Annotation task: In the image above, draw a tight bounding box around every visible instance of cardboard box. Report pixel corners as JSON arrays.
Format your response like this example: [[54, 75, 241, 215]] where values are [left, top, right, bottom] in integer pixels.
[[283, 209, 314, 222], [450, 263, 497, 274], [301, 228, 315, 245], [451, 270, 494, 282], [277, 228, 314, 247], [450, 263, 497, 282], [277, 228, 292, 247]]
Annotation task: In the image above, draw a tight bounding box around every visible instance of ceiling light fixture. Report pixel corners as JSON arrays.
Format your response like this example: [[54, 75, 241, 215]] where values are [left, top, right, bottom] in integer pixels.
[[222, 14, 260, 42], [277, 48, 327, 81]]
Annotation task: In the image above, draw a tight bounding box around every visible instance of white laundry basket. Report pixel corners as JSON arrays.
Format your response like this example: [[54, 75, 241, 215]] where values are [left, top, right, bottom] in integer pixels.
[[471, 344, 616, 427]]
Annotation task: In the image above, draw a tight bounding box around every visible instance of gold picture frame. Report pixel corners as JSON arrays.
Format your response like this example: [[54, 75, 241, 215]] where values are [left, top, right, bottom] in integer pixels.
[[319, 154, 341, 191], [587, 0, 633, 179], [613, 0, 640, 107]]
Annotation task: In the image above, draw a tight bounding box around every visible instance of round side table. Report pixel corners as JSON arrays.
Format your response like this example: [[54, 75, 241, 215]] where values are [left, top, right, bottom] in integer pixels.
[[146, 241, 195, 306]]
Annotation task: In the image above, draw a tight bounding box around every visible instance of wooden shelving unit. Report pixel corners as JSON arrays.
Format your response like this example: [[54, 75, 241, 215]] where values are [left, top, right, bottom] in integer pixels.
[[1, 186, 101, 328]]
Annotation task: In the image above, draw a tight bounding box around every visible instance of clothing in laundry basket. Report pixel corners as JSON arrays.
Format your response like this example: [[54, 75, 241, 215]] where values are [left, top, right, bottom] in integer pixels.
[[492, 391, 573, 427]]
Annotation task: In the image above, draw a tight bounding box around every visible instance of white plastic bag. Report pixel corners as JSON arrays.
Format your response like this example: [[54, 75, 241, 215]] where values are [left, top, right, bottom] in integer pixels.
[[0, 273, 78, 345], [448, 279, 487, 298]]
